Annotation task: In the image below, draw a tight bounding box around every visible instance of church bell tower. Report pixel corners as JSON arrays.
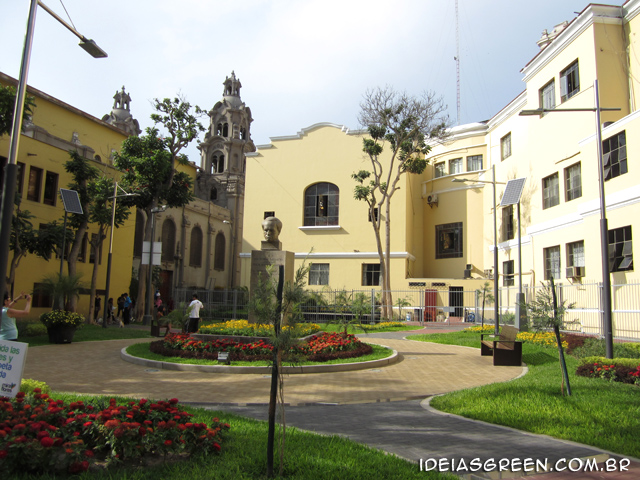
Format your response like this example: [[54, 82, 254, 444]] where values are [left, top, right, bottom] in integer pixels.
[[197, 71, 255, 287]]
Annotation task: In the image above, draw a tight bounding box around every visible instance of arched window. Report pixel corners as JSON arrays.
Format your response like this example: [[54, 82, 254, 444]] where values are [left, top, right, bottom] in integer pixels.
[[161, 219, 176, 263], [223, 123, 229, 137], [189, 226, 203, 267], [216, 123, 222, 135], [211, 153, 224, 173], [210, 187, 218, 201], [133, 210, 145, 257], [214, 232, 225, 270], [304, 182, 339, 226]]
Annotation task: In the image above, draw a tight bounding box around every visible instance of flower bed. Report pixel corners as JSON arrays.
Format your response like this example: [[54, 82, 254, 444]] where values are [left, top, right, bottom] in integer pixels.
[[150, 332, 373, 363], [198, 319, 321, 337], [0, 390, 229, 475], [40, 310, 84, 328], [576, 358, 640, 385]]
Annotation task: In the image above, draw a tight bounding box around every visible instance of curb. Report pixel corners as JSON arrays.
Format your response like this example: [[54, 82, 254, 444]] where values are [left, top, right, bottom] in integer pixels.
[[120, 344, 399, 374]]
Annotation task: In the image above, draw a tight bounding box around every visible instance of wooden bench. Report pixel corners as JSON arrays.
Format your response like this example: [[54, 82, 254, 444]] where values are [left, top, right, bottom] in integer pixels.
[[481, 325, 522, 366]]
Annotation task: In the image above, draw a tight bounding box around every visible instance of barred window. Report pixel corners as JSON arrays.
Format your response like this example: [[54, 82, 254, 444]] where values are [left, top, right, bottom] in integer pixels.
[[309, 264, 329, 286]]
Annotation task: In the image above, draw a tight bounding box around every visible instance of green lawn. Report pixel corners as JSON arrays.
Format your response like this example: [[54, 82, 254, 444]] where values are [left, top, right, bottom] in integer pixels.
[[23, 324, 154, 347], [320, 323, 421, 334], [126, 341, 393, 367], [13, 393, 453, 480], [408, 331, 640, 458]]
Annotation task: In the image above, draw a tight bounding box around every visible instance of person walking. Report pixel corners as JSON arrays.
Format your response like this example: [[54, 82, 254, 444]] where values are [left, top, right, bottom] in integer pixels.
[[1, 292, 32, 341], [116, 294, 125, 320], [123, 293, 132, 325], [187, 294, 203, 333], [94, 297, 101, 323], [106, 298, 115, 325]]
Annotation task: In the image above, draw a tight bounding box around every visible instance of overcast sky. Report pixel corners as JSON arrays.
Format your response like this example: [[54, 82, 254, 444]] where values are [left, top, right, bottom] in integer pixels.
[[2, 0, 618, 164]]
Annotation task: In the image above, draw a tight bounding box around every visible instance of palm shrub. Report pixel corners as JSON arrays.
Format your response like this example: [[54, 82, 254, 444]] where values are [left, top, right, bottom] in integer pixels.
[[35, 272, 85, 311]]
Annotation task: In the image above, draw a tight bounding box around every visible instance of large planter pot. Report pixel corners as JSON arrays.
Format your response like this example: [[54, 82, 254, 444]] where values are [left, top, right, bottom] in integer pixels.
[[47, 326, 77, 344]]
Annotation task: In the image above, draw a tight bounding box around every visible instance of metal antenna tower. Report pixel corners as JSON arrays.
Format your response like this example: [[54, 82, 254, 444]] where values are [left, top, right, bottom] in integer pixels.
[[455, 0, 461, 125]]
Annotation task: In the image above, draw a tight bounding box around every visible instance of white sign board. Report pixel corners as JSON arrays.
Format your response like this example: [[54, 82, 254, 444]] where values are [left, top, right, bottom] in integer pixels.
[[0, 340, 28, 398], [141, 242, 162, 266]]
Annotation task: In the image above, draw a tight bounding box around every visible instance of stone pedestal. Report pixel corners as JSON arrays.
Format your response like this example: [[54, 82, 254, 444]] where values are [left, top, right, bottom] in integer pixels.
[[249, 249, 294, 323]]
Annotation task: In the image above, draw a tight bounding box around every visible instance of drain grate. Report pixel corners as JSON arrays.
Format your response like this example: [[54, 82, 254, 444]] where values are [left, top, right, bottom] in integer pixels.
[[145, 369, 160, 373]]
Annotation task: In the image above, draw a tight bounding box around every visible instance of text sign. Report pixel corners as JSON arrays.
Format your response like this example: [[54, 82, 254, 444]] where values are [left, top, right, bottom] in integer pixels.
[[141, 242, 162, 266], [0, 340, 28, 398]]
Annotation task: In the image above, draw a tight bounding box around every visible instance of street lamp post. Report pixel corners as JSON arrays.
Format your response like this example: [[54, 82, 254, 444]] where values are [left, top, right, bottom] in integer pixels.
[[223, 219, 234, 289], [142, 206, 167, 326], [520, 79, 620, 359], [453, 167, 506, 334], [0, 0, 106, 301], [102, 182, 136, 328]]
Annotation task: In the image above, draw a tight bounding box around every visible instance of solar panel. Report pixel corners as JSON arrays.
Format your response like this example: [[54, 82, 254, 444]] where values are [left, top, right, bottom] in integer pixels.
[[500, 178, 526, 207], [59, 189, 84, 215]]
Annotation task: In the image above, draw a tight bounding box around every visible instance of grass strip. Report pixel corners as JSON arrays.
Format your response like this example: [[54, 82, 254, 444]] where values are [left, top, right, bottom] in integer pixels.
[[126, 342, 393, 367], [321, 324, 422, 334], [408, 332, 640, 458], [24, 324, 154, 347], [14, 393, 453, 480]]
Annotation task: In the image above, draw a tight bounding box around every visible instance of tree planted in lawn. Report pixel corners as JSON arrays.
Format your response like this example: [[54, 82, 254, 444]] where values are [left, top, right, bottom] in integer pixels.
[[249, 262, 310, 477], [353, 86, 449, 319], [519, 278, 575, 395], [115, 96, 203, 319]]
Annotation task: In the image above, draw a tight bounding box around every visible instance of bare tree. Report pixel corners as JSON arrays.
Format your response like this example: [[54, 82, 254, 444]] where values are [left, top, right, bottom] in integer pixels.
[[353, 86, 449, 319]]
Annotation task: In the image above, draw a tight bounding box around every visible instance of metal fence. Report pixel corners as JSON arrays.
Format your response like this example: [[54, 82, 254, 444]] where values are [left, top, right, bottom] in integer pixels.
[[174, 282, 640, 340]]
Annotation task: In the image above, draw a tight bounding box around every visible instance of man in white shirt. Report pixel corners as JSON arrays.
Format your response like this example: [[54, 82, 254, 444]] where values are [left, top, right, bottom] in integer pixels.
[[187, 294, 204, 333]]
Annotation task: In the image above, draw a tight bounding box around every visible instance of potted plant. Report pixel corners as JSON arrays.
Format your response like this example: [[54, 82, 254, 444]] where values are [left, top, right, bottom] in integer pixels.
[[39, 310, 84, 344]]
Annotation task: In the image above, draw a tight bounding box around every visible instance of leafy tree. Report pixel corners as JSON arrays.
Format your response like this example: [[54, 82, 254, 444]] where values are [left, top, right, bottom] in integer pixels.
[[115, 96, 203, 320], [85, 178, 131, 323], [476, 281, 495, 327], [353, 86, 449, 319], [519, 278, 575, 395], [8, 197, 60, 294], [61, 151, 100, 311], [0, 84, 35, 136]]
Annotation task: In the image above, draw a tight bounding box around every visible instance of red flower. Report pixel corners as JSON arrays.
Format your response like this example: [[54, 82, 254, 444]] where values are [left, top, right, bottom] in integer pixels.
[[40, 437, 55, 448], [164, 439, 173, 446], [0, 450, 7, 459]]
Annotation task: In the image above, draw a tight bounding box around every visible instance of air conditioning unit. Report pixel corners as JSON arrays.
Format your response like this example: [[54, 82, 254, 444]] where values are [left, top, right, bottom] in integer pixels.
[[484, 268, 493, 279], [566, 267, 575, 278], [575, 266, 585, 277], [426, 194, 438, 206], [463, 269, 472, 279]]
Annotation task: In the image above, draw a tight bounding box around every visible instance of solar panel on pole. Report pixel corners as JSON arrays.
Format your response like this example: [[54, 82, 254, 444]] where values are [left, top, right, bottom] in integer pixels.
[[59, 188, 84, 214], [499, 178, 526, 207]]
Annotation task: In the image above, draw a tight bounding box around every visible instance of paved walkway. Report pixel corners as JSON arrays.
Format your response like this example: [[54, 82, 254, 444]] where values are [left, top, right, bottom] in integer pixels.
[[22, 326, 640, 479]]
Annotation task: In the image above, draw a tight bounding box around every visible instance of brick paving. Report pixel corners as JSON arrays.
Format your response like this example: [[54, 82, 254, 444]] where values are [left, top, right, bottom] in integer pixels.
[[21, 324, 640, 479]]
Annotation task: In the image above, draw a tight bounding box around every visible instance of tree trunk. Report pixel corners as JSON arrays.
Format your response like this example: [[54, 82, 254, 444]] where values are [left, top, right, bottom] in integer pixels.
[[136, 207, 154, 321], [8, 248, 24, 297], [369, 203, 387, 319], [383, 198, 393, 319], [66, 222, 88, 313], [87, 233, 103, 324]]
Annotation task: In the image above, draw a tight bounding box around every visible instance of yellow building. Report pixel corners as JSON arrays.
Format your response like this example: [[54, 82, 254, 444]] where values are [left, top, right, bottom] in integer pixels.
[[425, 1, 640, 337], [241, 1, 640, 336], [0, 72, 135, 318]]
